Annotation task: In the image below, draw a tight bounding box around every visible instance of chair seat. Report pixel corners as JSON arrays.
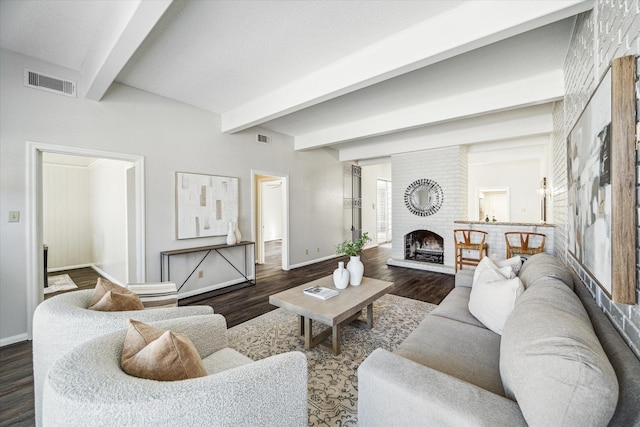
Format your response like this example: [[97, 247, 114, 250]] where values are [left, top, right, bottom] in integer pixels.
[[457, 243, 484, 251], [454, 229, 488, 272]]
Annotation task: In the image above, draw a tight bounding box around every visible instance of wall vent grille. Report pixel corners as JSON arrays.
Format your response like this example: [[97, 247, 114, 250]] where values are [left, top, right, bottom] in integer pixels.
[[24, 69, 76, 97], [257, 134, 270, 144]]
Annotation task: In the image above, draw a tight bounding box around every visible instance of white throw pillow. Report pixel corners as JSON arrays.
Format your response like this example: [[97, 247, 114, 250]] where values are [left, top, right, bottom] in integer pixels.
[[490, 254, 523, 275], [468, 276, 525, 335], [473, 257, 515, 287]]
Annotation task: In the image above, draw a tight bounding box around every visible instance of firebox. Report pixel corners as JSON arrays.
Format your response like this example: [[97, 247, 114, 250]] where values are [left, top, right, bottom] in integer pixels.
[[405, 230, 444, 264]]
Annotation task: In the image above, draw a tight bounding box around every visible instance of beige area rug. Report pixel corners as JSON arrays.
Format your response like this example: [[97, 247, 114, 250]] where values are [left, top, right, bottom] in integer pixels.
[[44, 274, 78, 294], [227, 293, 436, 426]]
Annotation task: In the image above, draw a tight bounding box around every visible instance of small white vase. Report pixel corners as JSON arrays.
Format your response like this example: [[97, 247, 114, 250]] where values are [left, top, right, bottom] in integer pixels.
[[333, 261, 349, 289], [226, 221, 237, 245], [346, 255, 364, 286], [234, 219, 241, 242]]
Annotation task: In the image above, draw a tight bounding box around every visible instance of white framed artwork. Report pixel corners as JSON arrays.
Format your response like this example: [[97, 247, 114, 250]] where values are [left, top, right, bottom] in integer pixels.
[[175, 172, 238, 239]]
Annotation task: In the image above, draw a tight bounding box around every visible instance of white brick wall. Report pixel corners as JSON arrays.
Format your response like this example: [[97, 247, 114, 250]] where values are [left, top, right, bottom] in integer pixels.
[[558, 1, 640, 357], [391, 146, 466, 269]]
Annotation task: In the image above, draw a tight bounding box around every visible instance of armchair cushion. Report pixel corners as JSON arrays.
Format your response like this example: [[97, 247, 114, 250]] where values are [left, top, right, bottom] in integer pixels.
[[121, 319, 207, 381], [89, 278, 144, 311]]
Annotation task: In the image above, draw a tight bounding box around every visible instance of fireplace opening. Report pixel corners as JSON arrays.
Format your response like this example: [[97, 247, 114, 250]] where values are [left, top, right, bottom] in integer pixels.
[[405, 230, 444, 264]]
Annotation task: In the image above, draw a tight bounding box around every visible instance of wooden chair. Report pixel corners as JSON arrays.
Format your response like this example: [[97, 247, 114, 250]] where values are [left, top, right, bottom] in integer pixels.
[[454, 229, 488, 272], [505, 232, 546, 259]]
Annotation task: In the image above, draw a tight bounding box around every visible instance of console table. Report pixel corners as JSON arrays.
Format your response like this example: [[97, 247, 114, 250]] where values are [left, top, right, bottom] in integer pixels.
[[160, 241, 256, 295]]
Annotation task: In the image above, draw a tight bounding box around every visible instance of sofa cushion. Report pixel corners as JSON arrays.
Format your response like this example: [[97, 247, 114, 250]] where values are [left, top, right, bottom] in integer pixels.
[[468, 276, 524, 335], [396, 314, 505, 396], [121, 319, 207, 381], [430, 287, 485, 328], [490, 254, 523, 275], [517, 252, 574, 290], [500, 282, 618, 426], [89, 278, 144, 311]]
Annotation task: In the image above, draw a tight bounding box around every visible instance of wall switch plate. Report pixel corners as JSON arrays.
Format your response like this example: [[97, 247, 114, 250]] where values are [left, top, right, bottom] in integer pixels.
[[8, 211, 20, 222]]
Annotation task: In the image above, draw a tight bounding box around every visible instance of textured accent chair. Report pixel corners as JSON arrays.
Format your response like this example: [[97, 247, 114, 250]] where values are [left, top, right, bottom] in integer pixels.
[[505, 232, 546, 258], [32, 289, 213, 427], [42, 314, 308, 427], [453, 229, 488, 272]]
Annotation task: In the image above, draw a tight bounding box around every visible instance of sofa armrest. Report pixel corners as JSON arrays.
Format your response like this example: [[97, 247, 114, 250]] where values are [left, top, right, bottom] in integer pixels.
[[455, 269, 474, 288], [358, 349, 526, 427]]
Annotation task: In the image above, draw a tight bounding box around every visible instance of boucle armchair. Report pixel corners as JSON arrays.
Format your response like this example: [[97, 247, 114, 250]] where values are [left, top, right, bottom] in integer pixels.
[[33, 290, 213, 426], [42, 314, 308, 427]]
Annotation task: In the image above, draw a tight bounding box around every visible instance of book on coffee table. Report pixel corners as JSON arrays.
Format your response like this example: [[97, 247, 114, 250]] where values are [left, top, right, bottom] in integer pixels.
[[303, 285, 339, 300]]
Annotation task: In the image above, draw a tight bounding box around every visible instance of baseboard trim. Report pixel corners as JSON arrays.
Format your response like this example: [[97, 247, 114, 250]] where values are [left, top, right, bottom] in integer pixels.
[[47, 263, 92, 273], [0, 333, 29, 347], [177, 276, 256, 300], [289, 254, 339, 270], [90, 264, 123, 286]]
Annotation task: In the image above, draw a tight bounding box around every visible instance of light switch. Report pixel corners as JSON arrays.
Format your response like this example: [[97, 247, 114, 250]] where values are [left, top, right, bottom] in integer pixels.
[[9, 211, 20, 222]]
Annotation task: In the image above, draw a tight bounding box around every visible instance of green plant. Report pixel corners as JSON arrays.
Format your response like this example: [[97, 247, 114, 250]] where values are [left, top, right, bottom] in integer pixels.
[[336, 232, 372, 257]]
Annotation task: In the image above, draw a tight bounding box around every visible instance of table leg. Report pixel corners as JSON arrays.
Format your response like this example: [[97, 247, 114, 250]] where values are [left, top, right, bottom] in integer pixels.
[[332, 324, 340, 355], [304, 317, 313, 349], [367, 303, 374, 328], [299, 315, 304, 335]]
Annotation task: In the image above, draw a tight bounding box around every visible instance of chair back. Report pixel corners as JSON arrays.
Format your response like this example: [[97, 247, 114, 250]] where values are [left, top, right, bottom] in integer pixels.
[[454, 229, 487, 247], [505, 232, 546, 258]]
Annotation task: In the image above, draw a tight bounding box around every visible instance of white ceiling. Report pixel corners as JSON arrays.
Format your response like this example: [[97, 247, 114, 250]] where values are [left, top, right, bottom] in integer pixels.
[[0, 0, 593, 163]]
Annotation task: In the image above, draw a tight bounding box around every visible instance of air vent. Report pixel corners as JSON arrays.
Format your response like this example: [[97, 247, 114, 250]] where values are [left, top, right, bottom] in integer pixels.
[[24, 69, 76, 98], [257, 134, 271, 144]]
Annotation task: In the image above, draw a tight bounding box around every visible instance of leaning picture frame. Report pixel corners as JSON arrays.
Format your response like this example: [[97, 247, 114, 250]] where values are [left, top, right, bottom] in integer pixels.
[[175, 172, 239, 240], [567, 56, 636, 304]]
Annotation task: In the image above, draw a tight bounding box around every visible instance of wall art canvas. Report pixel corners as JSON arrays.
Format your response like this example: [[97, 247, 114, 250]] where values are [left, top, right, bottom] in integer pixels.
[[567, 69, 612, 294], [176, 172, 238, 239]]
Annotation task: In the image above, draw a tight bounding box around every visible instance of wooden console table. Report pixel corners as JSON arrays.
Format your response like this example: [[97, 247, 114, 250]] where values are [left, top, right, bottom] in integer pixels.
[[160, 241, 256, 294]]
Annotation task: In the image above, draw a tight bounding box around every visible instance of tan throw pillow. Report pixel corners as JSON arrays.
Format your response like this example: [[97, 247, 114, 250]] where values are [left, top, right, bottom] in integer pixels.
[[121, 319, 207, 381], [88, 277, 144, 311]]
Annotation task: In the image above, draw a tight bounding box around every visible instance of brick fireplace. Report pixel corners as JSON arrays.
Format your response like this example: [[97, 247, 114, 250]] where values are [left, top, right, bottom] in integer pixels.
[[388, 146, 468, 274]]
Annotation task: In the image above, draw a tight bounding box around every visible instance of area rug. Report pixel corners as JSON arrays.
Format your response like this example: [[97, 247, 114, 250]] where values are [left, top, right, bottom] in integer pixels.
[[44, 274, 78, 294], [227, 293, 435, 426]]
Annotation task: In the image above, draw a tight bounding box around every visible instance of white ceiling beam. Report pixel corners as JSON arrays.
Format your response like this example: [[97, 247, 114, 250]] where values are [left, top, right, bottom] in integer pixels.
[[297, 70, 563, 152], [221, 0, 592, 134], [337, 104, 554, 162], [83, 0, 172, 101]]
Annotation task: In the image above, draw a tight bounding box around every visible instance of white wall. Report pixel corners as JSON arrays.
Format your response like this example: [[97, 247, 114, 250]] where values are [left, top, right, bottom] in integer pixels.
[[90, 159, 130, 283], [468, 159, 542, 223], [261, 180, 283, 242], [0, 48, 344, 345], [361, 163, 391, 246], [43, 163, 92, 269]]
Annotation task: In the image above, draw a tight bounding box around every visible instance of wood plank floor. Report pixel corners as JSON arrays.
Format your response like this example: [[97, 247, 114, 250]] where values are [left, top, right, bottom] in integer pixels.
[[0, 244, 453, 426]]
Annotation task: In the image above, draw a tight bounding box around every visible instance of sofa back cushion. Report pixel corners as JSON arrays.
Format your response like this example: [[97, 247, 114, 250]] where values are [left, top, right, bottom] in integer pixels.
[[517, 252, 574, 290], [500, 282, 618, 426]]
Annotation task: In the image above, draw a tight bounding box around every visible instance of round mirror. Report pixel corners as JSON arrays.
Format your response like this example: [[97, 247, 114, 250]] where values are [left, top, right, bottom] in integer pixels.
[[404, 179, 443, 216]]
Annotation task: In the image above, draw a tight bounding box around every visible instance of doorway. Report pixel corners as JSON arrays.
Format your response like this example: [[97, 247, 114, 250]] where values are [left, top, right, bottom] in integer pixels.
[[376, 179, 392, 244], [478, 187, 510, 222], [251, 171, 289, 270], [26, 142, 145, 338]]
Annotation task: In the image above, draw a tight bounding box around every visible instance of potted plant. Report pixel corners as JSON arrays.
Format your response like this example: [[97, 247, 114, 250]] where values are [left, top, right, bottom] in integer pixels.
[[336, 232, 371, 286]]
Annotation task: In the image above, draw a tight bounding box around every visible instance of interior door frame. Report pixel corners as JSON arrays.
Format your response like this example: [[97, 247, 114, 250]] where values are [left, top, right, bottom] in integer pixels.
[[251, 170, 289, 270], [25, 141, 146, 338]]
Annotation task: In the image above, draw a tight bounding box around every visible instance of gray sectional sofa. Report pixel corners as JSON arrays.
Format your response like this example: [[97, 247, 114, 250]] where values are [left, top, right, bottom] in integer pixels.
[[358, 253, 640, 426]]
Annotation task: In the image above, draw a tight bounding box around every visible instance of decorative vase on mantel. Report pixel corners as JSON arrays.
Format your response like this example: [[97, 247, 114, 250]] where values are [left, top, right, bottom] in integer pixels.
[[226, 221, 237, 245], [333, 261, 350, 289], [347, 256, 364, 286]]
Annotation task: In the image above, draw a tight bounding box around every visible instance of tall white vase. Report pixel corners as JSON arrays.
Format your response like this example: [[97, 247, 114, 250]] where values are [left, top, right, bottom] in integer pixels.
[[347, 256, 364, 286], [234, 219, 241, 242], [333, 261, 350, 289], [226, 221, 237, 245]]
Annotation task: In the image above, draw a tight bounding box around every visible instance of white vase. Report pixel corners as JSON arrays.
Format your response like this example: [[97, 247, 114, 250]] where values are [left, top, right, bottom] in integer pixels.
[[347, 255, 364, 286], [333, 261, 349, 289], [226, 221, 237, 245], [234, 220, 241, 242]]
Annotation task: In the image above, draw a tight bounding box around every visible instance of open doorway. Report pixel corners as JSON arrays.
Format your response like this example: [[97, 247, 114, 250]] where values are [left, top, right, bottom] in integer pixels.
[[251, 171, 289, 270], [26, 142, 145, 337]]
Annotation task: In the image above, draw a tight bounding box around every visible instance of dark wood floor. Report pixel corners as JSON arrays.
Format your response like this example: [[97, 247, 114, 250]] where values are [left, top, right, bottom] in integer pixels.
[[0, 244, 453, 426]]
